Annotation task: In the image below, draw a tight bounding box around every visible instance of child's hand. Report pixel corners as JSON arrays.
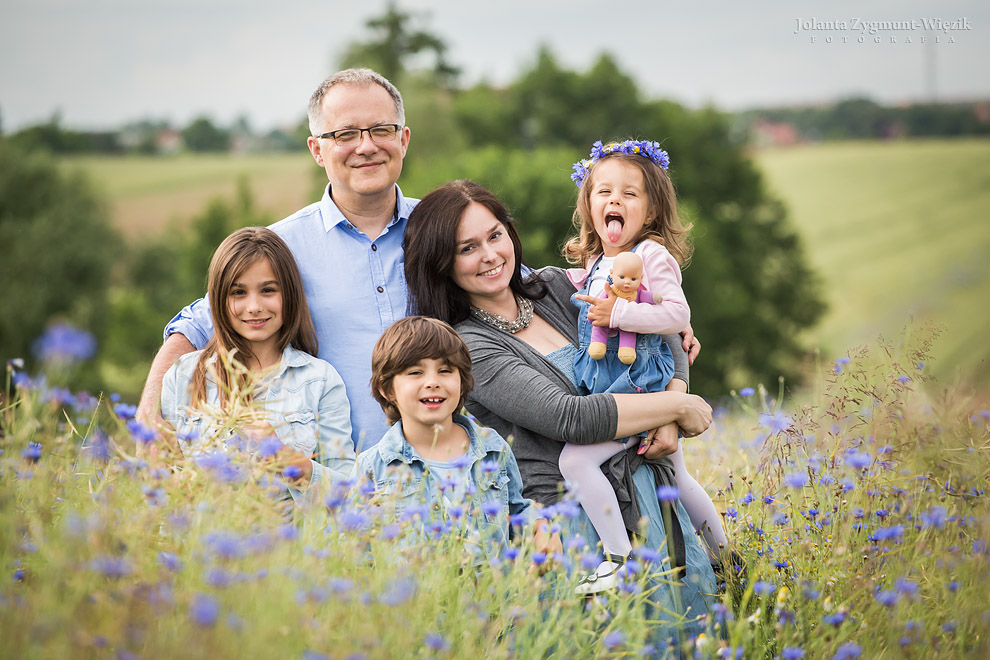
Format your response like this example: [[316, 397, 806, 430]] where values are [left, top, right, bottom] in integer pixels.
[[637, 423, 679, 459], [680, 324, 701, 366], [245, 420, 277, 442], [573, 293, 616, 327]]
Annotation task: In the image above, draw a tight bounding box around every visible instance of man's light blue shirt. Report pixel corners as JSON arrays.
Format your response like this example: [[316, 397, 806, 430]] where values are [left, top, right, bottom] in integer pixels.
[[164, 184, 418, 452]]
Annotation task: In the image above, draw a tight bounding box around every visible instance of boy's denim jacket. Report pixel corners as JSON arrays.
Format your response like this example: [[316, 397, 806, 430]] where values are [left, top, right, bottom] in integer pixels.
[[356, 414, 541, 559], [161, 344, 355, 501]]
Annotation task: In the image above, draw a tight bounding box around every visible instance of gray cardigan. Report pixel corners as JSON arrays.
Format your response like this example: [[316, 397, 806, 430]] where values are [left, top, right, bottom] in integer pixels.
[[456, 266, 689, 511]]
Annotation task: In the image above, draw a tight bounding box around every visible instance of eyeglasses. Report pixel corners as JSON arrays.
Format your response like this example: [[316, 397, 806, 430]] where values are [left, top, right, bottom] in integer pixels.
[[313, 124, 402, 146]]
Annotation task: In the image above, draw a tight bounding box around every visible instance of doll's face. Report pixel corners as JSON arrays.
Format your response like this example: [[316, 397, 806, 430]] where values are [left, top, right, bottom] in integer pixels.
[[610, 252, 644, 294]]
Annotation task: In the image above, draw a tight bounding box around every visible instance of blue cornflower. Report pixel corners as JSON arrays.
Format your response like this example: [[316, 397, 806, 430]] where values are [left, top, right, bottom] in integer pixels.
[[90, 556, 132, 578], [763, 494, 775, 504], [256, 435, 283, 458], [126, 419, 156, 444], [158, 551, 182, 572], [942, 620, 957, 633], [32, 323, 96, 363], [717, 646, 743, 659], [869, 525, 905, 542], [759, 411, 792, 434], [753, 580, 776, 596], [841, 478, 856, 492], [531, 552, 547, 566], [772, 513, 789, 526], [481, 501, 502, 517], [740, 387, 755, 397], [920, 505, 946, 529], [635, 547, 660, 563], [21, 442, 43, 463], [781, 647, 805, 659], [379, 576, 416, 606], [283, 465, 303, 480], [895, 577, 918, 598], [205, 567, 233, 588], [740, 492, 756, 505], [656, 485, 680, 501], [844, 449, 871, 469], [480, 460, 499, 474], [83, 431, 112, 462], [875, 589, 899, 607], [832, 641, 861, 659], [190, 594, 219, 627], [823, 611, 846, 626], [802, 584, 820, 600], [204, 532, 245, 560], [784, 471, 809, 488], [949, 580, 959, 592], [424, 632, 449, 652], [114, 403, 138, 419], [602, 630, 625, 649], [339, 510, 370, 531], [834, 356, 851, 374], [725, 507, 738, 520], [897, 374, 911, 384], [503, 547, 520, 561]]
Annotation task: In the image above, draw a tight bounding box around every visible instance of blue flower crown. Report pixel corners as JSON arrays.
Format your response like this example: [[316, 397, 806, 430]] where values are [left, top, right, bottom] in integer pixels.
[[570, 139, 670, 188]]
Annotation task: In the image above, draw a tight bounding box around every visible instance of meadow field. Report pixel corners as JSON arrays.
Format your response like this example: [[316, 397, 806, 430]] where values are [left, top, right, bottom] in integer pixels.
[[4, 139, 984, 657], [754, 139, 990, 390], [65, 152, 318, 239]]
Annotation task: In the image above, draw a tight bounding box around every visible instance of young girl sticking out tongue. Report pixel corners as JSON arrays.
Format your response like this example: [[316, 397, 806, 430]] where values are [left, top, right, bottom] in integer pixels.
[[561, 140, 728, 593]]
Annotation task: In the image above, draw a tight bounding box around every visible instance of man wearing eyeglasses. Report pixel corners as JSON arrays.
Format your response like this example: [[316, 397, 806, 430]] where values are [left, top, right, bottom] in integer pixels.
[[137, 68, 418, 456]]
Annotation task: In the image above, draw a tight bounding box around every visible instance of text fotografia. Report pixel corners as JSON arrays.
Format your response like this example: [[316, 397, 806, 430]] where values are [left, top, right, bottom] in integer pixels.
[[794, 17, 971, 44]]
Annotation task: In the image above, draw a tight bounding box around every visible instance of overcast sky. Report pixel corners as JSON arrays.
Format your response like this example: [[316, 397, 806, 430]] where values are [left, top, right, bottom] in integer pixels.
[[2, 0, 987, 132]]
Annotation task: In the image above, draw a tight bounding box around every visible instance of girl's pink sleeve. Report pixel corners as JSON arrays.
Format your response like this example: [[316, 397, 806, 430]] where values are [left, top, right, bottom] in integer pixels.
[[609, 242, 690, 334]]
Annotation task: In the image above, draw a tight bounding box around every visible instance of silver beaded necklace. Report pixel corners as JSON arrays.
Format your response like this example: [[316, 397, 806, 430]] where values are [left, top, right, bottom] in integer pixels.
[[470, 295, 534, 334]]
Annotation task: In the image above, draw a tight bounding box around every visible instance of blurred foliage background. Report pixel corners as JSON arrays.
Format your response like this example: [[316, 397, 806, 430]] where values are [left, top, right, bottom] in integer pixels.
[[4, 4, 988, 402]]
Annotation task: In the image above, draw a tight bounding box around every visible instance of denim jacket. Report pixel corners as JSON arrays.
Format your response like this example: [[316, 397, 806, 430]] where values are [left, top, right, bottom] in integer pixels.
[[161, 344, 355, 498], [356, 414, 540, 559]]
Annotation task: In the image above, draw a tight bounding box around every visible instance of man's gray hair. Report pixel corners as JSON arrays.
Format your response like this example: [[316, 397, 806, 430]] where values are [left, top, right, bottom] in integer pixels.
[[307, 68, 405, 136]]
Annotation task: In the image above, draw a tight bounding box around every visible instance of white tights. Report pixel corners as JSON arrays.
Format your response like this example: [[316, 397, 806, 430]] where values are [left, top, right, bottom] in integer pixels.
[[558, 439, 728, 562]]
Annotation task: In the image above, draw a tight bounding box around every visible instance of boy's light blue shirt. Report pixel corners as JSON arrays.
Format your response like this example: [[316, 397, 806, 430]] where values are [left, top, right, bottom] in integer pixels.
[[163, 184, 418, 453], [356, 414, 540, 559], [161, 343, 355, 500]]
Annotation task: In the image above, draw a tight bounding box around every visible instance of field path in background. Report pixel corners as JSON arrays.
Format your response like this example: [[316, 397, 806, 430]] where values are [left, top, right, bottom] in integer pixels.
[[755, 139, 990, 387], [65, 153, 317, 240]]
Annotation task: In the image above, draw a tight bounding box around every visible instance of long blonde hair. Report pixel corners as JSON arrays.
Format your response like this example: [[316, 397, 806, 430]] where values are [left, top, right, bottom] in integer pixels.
[[562, 152, 693, 267], [190, 227, 317, 407]]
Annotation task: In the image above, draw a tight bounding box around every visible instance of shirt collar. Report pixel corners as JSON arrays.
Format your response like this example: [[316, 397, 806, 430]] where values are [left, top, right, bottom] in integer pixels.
[[319, 183, 414, 234], [374, 414, 503, 466]]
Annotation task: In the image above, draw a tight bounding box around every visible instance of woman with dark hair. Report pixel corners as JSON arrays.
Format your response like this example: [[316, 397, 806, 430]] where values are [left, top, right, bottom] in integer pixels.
[[404, 180, 717, 629]]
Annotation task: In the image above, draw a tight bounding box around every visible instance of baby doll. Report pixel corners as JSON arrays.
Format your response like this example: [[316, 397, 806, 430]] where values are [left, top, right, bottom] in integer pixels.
[[587, 251, 663, 364]]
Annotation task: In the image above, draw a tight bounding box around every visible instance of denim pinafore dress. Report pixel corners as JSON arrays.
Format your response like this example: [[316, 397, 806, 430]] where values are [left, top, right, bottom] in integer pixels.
[[570, 243, 675, 397]]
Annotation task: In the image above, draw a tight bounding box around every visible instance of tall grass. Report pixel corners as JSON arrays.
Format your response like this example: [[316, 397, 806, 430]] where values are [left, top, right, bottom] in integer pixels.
[[2, 324, 987, 659]]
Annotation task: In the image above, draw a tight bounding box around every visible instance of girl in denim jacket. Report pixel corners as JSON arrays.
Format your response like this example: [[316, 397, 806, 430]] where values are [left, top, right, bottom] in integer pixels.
[[161, 227, 354, 501], [357, 316, 558, 561]]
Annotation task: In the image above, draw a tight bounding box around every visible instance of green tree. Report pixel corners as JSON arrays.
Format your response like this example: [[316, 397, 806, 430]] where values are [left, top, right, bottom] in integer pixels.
[[0, 140, 120, 385], [181, 116, 230, 152], [340, 1, 459, 87]]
